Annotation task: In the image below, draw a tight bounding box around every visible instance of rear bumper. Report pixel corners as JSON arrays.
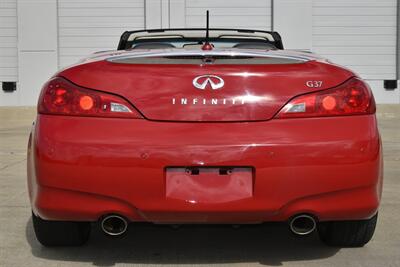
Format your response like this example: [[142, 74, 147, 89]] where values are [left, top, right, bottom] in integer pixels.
[[28, 114, 383, 223]]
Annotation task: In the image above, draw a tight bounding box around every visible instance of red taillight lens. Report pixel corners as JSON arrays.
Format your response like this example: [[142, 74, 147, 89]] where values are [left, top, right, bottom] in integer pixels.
[[38, 77, 142, 118], [275, 77, 375, 119]]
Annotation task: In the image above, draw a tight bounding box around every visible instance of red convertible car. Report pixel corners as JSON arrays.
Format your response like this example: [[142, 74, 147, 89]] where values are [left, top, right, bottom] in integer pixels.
[[28, 28, 382, 247]]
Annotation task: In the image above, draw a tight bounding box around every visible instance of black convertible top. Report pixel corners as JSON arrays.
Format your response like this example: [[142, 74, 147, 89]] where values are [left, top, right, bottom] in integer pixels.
[[117, 28, 284, 50]]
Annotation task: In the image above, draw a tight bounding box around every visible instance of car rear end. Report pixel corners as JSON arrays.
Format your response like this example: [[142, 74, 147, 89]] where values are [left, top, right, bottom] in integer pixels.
[[28, 49, 382, 247]]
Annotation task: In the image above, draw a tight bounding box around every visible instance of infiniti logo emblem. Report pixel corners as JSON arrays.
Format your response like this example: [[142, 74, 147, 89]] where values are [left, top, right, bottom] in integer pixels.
[[192, 75, 224, 90]]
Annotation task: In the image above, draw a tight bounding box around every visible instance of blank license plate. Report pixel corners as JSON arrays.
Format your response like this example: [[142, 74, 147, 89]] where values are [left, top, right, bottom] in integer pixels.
[[165, 167, 253, 204]]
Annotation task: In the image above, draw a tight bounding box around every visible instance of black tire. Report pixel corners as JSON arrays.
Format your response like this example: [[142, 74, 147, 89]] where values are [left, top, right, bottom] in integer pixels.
[[32, 212, 91, 246], [318, 213, 378, 247]]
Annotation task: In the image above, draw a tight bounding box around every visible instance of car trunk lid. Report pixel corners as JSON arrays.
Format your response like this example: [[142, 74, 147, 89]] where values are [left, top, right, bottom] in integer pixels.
[[59, 50, 354, 122]]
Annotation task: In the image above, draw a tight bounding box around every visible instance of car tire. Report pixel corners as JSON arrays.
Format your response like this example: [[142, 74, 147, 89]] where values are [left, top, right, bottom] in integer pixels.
[[318, 213, 378, 247], [32, 211, 91, 246]]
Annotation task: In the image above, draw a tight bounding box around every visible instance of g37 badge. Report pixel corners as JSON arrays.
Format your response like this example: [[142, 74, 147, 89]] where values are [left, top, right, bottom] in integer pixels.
[[306, 81, 323, 88]]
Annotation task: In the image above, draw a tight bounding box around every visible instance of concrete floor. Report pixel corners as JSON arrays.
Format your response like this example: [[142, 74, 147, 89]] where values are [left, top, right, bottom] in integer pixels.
[[0, 105, 399, 267]]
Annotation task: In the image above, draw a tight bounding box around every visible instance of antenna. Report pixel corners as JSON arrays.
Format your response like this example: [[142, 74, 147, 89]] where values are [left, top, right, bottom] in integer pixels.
[[206, 10, 209, 42], [202, 10, 213, 50]]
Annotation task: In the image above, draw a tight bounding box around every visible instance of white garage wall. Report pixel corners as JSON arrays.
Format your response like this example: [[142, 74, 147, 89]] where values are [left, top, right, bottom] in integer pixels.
[[312, 0, 397, 81], [0, 0, 17, 82], [58, 0, 145, 68], [185, 0, 272, 29], [0, 0, 398, 105]]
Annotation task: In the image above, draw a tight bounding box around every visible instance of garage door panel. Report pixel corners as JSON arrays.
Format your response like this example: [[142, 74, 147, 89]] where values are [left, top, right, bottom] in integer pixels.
[[0, 16, 16, 27], [60, 22, 142, 28], [0, 48, 17, 57], [59, 19, 143, 29], [0, 36, 17, 44], [58, 0, 145, 68], [314, 46, 395, 55], [313, 35, 396, 46], [0, 8, 15, 17], [314, 41, 395, 48], [59, 1, 143, 8], [0, 0, 17, 81], [0, 28, 16, 36], [349, 70, 393, 80], [186, 7, 270, 16], [313, 0, 396, 7], [0, 1, 16, 9], [59, 36, 117, 48], [60, 47, 114, 56], [0, 57, 17, 68], [59, 27, 136, 37], [313, 26, 396, 35], [59, 8, 144, 17], [185, 0, 271, 30], [59, 56, 87, 67], [314, 16, 396, 27], [312, 0, 397, 80], [186, 0, 270, 8], [348, 65, 395, 74], [313, 7, 396, 16], [60, 0, 140, 2], [326, 55, 395, 66], [0, 68, 17, 77], [186, 16, 270, 29]]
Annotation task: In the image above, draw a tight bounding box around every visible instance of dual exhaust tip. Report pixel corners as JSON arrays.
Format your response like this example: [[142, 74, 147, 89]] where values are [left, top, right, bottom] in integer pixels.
[[100, 213, 316, 236], [289, 214, 317, 236], [101, 215, 128, 236]]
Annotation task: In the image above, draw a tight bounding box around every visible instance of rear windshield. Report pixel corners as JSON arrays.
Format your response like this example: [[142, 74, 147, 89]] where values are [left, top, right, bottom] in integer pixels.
[[128, 38, 277, 50]]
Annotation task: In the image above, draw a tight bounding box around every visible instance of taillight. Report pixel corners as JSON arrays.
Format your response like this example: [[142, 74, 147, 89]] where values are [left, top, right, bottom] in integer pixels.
[[275, 77, 375, 119], [38, 77, 142, 118]]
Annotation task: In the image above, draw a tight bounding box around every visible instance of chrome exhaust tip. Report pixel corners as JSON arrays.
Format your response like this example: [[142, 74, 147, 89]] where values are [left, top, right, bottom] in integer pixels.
[[289, 214, 316, 236], [101, 215, 128, 236]]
